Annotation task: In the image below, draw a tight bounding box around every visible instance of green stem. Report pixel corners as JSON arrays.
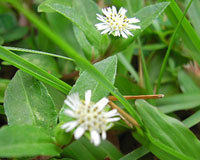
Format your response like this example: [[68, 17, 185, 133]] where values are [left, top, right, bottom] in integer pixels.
[[156, 0, 194, 93], [137, 37, 153, 94]]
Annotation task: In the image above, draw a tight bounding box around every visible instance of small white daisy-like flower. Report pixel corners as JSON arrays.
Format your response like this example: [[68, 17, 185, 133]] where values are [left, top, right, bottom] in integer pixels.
[[95, 6, 141, 38], [61, 90, 120, 146]]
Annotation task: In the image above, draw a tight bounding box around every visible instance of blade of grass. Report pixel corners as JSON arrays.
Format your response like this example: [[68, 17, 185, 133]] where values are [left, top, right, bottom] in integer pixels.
[[137, 37, 153, 94], [117, 52, 139, 82], [3, 0, 141, 123], [0, 46, 71, 94], [119, 146, 149, 160], [156, 0, 194, 93], [183, 110, 200, 128], [3, 46, 74, 62]]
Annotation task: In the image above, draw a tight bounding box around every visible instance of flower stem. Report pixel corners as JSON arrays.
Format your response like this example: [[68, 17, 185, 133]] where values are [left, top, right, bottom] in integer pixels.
[[108, 94, 164, 101], [108, 101, 140, 127]]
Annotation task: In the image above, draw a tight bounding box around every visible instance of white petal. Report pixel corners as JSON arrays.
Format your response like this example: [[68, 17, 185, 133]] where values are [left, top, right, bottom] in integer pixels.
[[96, 14, 105, 21], [102, 8, 110, 17], [85, 90, 92, 105], [121, 31, 128, 38], [124, 29, 133, 36], [61, 121, 78, 131], [101, 28, 111, 34], [118, 7, 127, 15], [70, 93, 81, 106], [108, 30, 113, 35], [112, 6, 117, 14], [114, 30, 120, 37], [102, 131, 107, 140], [106, 123, 113, 130], [107, 117, 121, 123], [129, 17, 140, 23], [105, 109, 119, 117], [66, 93, 81, 110], [128, 24, 141, 30], [64, 109, 77, 118], [91, 130, 101, 146], [95, 23, 109, 30], [74, 126, 85, 139], [64, 99, 76, 110], [93, 97, 108, 111]]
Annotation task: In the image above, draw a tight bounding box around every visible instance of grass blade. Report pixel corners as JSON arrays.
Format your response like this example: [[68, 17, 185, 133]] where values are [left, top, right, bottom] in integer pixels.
[[3, 46, 74, 61], [0, 46, 71, 94]]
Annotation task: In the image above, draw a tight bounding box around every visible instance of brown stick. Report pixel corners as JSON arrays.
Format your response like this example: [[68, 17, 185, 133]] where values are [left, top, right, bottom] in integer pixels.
[[108, 94, 164, 101], [108, 101, 140, 127]]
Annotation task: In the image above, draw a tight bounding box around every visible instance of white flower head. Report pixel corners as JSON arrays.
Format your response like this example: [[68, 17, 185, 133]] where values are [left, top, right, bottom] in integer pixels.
[[61, 90, 120, 146], [95, 6, 141, 38]]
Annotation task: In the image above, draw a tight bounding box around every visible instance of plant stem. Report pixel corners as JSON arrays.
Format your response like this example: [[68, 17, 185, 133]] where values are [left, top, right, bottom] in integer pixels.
[[108, 101, 140, 127], [108, 94, 164, 101], [137, 37, 153, 94]]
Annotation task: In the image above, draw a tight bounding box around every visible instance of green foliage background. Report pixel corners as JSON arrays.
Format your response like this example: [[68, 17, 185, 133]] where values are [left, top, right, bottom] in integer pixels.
[[0, 0, 200, 159]]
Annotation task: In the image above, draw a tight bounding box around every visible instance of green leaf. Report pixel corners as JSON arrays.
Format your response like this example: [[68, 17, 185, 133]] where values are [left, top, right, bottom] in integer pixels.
[[117, 52, 139, 82], [133, 131, 179, 160], [178, 70, 200, 93], [44, 84, 66, 112], [1, 26, 28, 42], [0, 13, 17, 33], [0, 125, 61, 158], [44, 12, 81, 53], [185, 0, 200, 36], [38, 0, 110, 53], [4, 70, 57, 132], [119, 146, 149, 160], [98, 140, 123, 160], [78, 137, 106, 160], [62, 140, 97, 160], [73, 25, 99, 60], [156, 94, 200, 113], [21, 53, 61, 78], [62, 137, 122, 160], [0, 78, 10, 103], [124, 0, 144, 14], [113, 2, 170, 53], [183, 109, 200, 128], [0, 105, 4, 115], [0, 36, 3, 45], [70, 56, 117, 101], [0, 46, 71, 94], [60, 56, 117, 122], [114, 75, 146, 95], [0, 13, 28, 42], [136, 100, 200, 160]]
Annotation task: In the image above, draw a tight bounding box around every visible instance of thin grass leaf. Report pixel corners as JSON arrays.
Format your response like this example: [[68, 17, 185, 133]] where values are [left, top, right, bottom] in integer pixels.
[[119, 146, 149, 160], [4, 46, 74, 61], [0, 46, 71, 94], [117, 53, 139, 82], [183, 109, 200, 128]]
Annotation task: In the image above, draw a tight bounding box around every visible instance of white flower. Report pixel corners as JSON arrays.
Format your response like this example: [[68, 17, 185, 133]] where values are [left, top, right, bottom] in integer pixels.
[[95, 6, 141, 38], [61, 90, 120, 146]]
